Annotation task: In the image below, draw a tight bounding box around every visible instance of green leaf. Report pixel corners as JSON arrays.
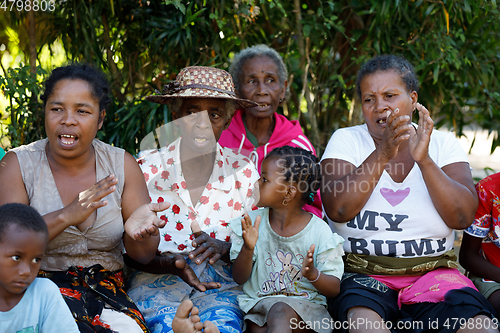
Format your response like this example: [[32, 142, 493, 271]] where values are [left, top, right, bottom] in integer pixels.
[[433, 62, 440, 83], [303, 24, 311, 37]]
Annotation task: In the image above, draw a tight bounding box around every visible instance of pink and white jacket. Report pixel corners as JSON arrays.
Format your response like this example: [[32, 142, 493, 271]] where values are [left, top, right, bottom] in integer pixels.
[[219, 109, 323, 217]]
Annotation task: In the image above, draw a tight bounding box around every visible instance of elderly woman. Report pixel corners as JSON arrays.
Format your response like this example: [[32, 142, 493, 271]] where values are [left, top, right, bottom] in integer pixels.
[[125, 66, 260, 333], [218, 44, 322, 218], [0, 64, 168, 333], [321, 55, 497, 333]]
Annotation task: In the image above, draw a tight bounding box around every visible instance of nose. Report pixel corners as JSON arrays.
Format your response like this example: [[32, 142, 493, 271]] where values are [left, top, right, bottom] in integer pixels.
[[373, 99, 389, 113], [256, 80, 269, 95], [18, 261, 31, 278], [61, 110, 77, 125], [194, 111, 211, 129]]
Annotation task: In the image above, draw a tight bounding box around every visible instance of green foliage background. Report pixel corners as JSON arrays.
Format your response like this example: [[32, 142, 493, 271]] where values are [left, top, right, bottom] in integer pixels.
[[1, 0, 499, 156]]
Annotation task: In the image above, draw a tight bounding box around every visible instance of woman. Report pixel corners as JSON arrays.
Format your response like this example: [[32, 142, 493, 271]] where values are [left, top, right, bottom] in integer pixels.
[[125, 66, 260, 333], [0, 64, 168, 333], [321, 55, 497, 332], [218, 44, 322, 218]]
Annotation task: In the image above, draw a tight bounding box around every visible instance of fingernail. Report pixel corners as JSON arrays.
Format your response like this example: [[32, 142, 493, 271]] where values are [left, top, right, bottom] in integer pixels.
[[395, 108, 399, 113]]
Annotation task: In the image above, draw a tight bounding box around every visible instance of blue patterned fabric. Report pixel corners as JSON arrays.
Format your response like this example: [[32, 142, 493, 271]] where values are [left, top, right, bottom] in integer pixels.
[[127, 257, 244, 333]]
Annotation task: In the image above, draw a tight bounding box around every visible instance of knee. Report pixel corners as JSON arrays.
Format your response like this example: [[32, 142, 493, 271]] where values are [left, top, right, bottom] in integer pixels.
[[268, 302, 296, 317], [470, 315, 499, 333], [347, 306, 382, 321]]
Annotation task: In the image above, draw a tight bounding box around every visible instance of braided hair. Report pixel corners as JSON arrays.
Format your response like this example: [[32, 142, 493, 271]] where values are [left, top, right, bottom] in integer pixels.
[[265, 146, 321, 205]]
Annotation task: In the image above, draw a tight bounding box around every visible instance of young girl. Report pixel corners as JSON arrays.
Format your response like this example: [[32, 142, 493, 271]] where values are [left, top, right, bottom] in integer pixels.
[[230, 146, 344, 333]]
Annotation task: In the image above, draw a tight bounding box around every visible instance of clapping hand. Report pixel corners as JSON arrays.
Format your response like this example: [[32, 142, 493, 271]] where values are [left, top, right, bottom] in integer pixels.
[[377, 108, 413, 161], [241, 213, 261, 251], [408, 103, 434, 163], [301, 244, 319, 281]]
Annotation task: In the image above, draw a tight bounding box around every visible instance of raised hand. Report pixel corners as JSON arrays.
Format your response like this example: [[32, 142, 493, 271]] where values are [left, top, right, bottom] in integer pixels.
[[125, 201, 170, 241], [301, 244, 319, 281], [63, 174, 118, 226], [377, 108, 413, 161], [409, 103, 434, 163], [241, 214, 261, 251]]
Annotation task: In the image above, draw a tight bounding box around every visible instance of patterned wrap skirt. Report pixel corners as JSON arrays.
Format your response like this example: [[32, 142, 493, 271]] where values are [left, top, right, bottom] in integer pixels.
[[39, 264, 150, 333]]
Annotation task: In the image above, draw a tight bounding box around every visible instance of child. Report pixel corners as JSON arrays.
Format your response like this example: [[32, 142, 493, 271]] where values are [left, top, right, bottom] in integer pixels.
[[0, 203, 79, 332], [230, 146, 344, 333], [460, 172, 500, 315]]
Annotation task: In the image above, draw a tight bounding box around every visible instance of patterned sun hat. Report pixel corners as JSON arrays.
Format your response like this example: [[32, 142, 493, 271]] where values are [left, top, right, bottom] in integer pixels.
[[146, 66, 257, 109]]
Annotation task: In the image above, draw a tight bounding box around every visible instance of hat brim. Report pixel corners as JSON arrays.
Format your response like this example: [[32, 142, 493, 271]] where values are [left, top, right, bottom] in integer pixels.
[[146, 87, 257, 109]]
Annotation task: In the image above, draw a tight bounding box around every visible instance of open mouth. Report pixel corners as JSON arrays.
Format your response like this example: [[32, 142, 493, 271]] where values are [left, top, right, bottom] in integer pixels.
[[194, 137, 208, 143], [376, 117, 387, 124], [59, 134, 78, 145]]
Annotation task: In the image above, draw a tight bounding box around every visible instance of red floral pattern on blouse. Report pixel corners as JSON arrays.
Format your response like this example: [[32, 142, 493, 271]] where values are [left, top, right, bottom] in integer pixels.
[[137, 137, 259, 254]]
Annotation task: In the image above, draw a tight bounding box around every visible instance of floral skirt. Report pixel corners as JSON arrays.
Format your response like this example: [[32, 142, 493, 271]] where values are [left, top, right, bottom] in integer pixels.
[[39, 264, 150, 333]]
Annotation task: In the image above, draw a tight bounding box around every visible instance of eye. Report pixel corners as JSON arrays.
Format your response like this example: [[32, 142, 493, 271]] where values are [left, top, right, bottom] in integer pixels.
[[51, 107, 62, 112], [32, 258, 42, 264], [11, 255, 20, 262], [211, 113, 221, 120], [386, 94, 394, 99], [266, 77, 275, 83], [247, 78, 256, 84], [77, 109, 90, 114], [363, 98, 373, 103]]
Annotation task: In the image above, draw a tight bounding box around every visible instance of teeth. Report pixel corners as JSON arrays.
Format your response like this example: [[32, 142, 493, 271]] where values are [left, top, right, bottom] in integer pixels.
[[60, 134, 77, 145], [258, 103, 269, 107], [377, 119, 386, 124], [195, 138, 207, 143]]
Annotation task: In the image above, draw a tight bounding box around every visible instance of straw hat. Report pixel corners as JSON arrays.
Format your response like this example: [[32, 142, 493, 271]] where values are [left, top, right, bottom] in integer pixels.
[[146, 66, 257, 109]]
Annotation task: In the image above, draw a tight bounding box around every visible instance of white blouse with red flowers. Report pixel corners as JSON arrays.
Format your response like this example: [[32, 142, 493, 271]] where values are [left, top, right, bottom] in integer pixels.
[[137, 137, 259, 254]]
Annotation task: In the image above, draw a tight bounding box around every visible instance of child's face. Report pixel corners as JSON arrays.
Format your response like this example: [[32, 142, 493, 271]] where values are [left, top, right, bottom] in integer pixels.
[[257, 156, 288, 208], [0, 224, 47, 301]]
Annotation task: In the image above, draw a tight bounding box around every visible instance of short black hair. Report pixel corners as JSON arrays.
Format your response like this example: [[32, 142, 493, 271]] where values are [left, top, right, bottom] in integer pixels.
[[355, 54, 419, 100], [265, 146, 321, 206], [40, 63, 111, 113], [0, 203, 48, 243]]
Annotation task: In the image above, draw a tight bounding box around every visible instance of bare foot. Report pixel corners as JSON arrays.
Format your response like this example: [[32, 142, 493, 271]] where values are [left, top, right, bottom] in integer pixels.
[[203, 321, 220, 333], [172, 299, 203, 333]]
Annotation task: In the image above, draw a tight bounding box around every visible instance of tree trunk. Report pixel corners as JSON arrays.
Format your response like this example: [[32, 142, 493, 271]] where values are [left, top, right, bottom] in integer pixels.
[[293, 0, 320, 152], [28, 9, 40, 141]]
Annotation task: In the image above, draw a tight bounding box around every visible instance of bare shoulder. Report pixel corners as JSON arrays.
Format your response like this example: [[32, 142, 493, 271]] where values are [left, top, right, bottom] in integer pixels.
[[0, 151, 29, 205]]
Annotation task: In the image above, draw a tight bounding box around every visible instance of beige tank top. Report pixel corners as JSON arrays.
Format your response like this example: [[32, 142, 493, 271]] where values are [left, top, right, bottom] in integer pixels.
[[13, 138, 125, 271]]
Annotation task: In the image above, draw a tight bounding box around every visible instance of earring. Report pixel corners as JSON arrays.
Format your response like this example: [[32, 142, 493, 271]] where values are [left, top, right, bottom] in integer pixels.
[[282, 198, 289, 206], [279, 98, 284, 103]]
